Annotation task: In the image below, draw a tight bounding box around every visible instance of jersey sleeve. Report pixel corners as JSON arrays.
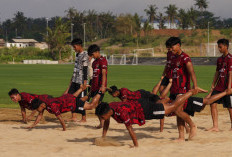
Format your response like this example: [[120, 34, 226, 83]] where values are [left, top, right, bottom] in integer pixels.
[[228, 57, 232, 72], [100, 58, 108, 70], [216, 58, 220, 71], [82, 53, 89, 67], [183, 55, 191, 64], [50, 102, 61, 116]]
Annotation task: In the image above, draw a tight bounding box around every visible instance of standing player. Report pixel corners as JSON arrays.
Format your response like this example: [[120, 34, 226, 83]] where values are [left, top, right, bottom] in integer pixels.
[[166, 37, 198, 142], [8, 88, 50, 123], [87, 44, 108, 128], [208, 38, 232, 132], [64, 38, 88, 122]]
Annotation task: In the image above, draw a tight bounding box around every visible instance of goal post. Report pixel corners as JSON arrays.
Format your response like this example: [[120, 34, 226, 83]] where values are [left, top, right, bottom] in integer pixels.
[[133, 48, 154, 57], [107, 54, 138, 65]]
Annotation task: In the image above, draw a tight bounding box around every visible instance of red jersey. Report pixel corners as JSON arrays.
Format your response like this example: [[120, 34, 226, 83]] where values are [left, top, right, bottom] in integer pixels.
[[214, 53, 232, 92], [109, 101, 145, 126], [19, 92, 39, 110], [170, 52, 191, 94], [165, 51, 174, 78], [39, 94, 76, 116], [119, 88, 141, 101], [91, 56, 108, 91]]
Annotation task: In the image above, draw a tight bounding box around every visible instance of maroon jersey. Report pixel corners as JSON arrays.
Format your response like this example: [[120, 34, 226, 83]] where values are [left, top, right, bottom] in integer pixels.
[[109, 101, 145, 126], [170, 52, 191, 94], [91, 56, 108, 91], [119, 88, 141, 101], [19, 92, 39, 110], [214, 53, 232, 92], [39, 94, 76, 116], [165, 51, 174, 78]]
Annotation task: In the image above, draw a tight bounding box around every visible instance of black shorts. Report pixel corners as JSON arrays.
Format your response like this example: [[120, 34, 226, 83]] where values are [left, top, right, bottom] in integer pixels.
[[169, 93, 198, 116], [211, 90, 232, 108], [138, 90, 160, 103], [74, 98, 86, 115], [161, 76, 169, 86], [90, 90, 105, 103], [68, 82, 87, 97], [141, 101, 165, 120], [184, 97, 204, 116]]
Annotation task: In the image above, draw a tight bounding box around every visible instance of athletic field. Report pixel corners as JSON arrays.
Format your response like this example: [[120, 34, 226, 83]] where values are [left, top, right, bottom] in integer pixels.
[[1, 64, 215, 107]]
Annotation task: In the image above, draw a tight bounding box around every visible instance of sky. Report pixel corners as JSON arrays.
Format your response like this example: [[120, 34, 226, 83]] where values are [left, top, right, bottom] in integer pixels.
[[0, 0, 232, 21]]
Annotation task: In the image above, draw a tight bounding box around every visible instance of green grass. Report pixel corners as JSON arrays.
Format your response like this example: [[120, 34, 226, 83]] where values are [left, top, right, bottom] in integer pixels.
[[0, 64, 216, 108]]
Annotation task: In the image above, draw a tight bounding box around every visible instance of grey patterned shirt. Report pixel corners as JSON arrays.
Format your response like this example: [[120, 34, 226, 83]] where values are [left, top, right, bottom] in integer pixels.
[[72, 51, 89, 84]]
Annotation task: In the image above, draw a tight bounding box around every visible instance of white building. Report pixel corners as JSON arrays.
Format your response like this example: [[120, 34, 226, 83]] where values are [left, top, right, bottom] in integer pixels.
[[6, 39, 38, 48]]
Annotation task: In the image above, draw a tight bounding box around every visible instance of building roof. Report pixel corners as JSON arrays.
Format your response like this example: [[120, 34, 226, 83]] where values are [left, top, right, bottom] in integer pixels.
[[12, 39, 38, 43]]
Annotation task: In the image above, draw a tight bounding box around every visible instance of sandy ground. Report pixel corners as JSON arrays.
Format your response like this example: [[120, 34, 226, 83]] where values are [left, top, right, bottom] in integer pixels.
[[0, 106, 232, 157]]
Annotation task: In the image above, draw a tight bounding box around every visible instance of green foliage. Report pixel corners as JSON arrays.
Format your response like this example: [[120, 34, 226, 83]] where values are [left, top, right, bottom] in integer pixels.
[[220, 28, 232, 38]]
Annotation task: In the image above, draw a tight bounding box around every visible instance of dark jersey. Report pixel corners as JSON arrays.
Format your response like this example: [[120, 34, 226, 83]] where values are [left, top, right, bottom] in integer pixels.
[[39, 94, 76, 116], [214, 53, 232, 92], [109, 101, 145, 126], [91, 56, 108, 91], [19, 92, 40, 110], [169, 52, 191, 94], [119, 88, 141, 101]]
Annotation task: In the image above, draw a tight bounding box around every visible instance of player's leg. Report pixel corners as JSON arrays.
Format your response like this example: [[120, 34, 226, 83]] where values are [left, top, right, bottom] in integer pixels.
[[160, 118, 164, 132], [160, 79, 172, 99], [228, 108, 232, 131], [152, 76, 164, 95]]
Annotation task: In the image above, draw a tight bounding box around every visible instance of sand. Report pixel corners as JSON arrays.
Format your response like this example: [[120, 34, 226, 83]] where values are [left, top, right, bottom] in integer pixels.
[[0, 106, 232, 157]]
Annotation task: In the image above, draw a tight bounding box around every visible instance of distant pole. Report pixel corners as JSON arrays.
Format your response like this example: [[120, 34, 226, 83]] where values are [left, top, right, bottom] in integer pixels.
[[15, 28, 17, 37], [83, 23, 86, 48], [208, 22, 210, 56], [71, 23, 74, 63], [46, 18, 49, 37]]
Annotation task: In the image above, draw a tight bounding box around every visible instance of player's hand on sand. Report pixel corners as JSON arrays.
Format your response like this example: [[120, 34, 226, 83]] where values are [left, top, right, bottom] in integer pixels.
[[26, 125, 35, 129], [22, 119, 27, 124]]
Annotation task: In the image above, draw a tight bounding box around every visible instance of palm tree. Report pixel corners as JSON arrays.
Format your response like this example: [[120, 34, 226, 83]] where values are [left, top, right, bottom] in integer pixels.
[[178, 9, 188, 29], [165, 4, 178, 29], [65, 7, 78, 22], [144, 4, 158, 24], [194, 0, 209, 12], [157, 13, 166, 29], [187, 7, 198, 29]]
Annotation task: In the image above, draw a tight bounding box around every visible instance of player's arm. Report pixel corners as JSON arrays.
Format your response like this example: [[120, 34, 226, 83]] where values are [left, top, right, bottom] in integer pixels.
[[100, 69, 107, 93], [186, 62, 197, 89], [211, 71, 219, 90], [228, 71, 232, 89], [82, 55, 89, 90], [160, 79, 172, 98], [26, 110, 37, 121], [126, 125, 138, 147], [152, 76, 164, 95], [20, 106, 27, 123], [56, 115, 66, 131], [27, 108, 45, 129], [102, 118, 110, 137]]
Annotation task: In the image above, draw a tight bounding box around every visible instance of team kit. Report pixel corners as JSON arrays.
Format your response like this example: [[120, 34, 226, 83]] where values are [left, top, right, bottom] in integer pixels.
[[8, 37, 232, 147]]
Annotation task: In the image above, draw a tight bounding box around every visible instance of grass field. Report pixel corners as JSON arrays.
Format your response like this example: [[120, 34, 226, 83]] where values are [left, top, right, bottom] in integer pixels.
[[0, 64, 216, 108]]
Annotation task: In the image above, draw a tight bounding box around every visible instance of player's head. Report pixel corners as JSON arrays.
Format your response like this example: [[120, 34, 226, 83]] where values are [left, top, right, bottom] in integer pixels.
[[8, 88, 21, 103], [165, 37, 181, 54], [95, 102, 113, 120], [88, 44, 100, 59], [108, 85, 120, 97], [31, 99, 46, 112], [217, 38, 229, 53], [71, 38, 83, 52]]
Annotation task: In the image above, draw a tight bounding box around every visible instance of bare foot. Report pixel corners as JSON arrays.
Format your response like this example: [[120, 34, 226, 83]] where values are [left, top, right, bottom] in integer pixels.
[[78, 119, 87, 123], [189, 125, 197, 140], [185, 125, 190, 134], [196, 87, 208, 93], [96, 124, 103, 129], [206, 127, 220, 132], [173, 138, 185, 143]]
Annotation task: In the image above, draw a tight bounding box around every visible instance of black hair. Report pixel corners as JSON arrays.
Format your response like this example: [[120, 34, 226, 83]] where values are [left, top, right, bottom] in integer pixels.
[[108, 85, 118, 94], [95, 102, 111, 116], [71, 38, 83, 46], [217, 38, 229, 48], [8, 88, 19, 96], [165, 37, 181, 47], [87, 44, 100, 56], [31, 99, 44, 110]]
